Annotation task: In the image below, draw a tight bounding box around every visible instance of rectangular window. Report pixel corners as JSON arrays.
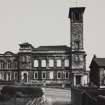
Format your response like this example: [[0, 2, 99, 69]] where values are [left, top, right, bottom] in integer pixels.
[[42, 71, 46, 79], [49, 59, 54, 67], [57, 59, 61, 67], [64, 59, 69, 67], [34, 60, 38, 67], [41, 60, 46, 67], [34, 71, 38, 79]]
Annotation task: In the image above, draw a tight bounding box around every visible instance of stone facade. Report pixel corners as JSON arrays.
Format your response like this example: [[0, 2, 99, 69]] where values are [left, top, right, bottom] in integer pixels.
[[0, 7, 87, 86], [0, 51, 18, 81]]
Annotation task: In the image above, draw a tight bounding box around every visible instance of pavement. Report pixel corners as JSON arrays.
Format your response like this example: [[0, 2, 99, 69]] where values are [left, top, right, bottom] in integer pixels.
[[42, 88, 71, 105]]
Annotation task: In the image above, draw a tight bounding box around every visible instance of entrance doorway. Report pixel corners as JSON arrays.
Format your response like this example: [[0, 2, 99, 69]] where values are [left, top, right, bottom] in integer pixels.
[[21, 72, 28, 83]]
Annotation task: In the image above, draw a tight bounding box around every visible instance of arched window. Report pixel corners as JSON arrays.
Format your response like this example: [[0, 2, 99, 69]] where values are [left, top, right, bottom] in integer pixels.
[[7, 61, 12, 69], [57, 59, 62, 67], [0, 72, 3, 80], [41, 60, 46, 67], [0, 61, 5, 69], [64, 59, 69, 67], [49, 59, 54, 67], [34, 60, 39, 67], [57, 72, 62, 79], [65, 72, 69, 79], [42, 71, 46, 79], [6, 72, 11, 81], [34, 71, 38, 79]]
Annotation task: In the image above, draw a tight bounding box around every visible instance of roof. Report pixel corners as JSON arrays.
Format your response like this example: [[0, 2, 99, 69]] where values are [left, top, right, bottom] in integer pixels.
[[4, 51, 14, 55], [94, 58, 105, 67], [33, 45, 70, 51], [19, 42, 34, 48], [69, 7, 85, 18]]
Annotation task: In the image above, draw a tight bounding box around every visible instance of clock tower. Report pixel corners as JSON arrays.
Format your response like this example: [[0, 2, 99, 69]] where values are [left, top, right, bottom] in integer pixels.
[[69, 7, 86, 86]]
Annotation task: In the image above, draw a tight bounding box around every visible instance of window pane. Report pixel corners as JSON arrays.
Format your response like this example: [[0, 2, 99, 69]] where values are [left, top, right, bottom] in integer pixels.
[[49, 59, 54, 67], [57, 60, 61, 67], [65, 59, 69, 67], [41, 60, 46, 67], [34, 60, 38, 67]]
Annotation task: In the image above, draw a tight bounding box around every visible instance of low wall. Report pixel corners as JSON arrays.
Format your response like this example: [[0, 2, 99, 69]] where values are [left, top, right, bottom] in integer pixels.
[[71, 87, 102, 105], [71, 88, 83, 105], [97, 95, 105, 105]]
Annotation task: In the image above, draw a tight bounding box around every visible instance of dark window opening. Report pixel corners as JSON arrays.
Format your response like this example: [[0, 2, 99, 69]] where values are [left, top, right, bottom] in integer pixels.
[[42, 72, 46, 79], [35, 73, 38, 79], [76, 75, 81, 85], [66, 72, 69, 79], [58, 72, 61, 79]]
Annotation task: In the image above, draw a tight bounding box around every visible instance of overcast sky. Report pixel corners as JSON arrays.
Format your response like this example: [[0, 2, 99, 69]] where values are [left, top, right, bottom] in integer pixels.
[[0, 0, 104, 69]]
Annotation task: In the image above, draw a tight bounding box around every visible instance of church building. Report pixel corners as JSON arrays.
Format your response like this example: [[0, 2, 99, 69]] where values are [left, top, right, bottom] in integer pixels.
[[0, 7, 87, 87]]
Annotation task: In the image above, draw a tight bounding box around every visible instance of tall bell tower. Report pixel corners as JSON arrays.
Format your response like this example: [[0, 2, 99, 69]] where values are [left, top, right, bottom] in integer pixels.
[[69, 7, 86, 86], [69, 7, 85, 50]]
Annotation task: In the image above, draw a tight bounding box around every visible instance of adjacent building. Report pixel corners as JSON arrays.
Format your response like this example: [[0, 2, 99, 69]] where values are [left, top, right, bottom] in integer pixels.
[[90, 55, 105, 88], [0, 7, 87, 86]]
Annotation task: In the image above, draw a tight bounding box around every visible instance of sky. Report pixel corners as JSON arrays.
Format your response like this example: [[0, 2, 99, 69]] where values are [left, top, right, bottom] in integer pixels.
[[0, 0, 105, 69]]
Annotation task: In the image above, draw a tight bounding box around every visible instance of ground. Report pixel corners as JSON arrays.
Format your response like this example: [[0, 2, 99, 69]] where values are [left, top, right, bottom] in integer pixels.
[[0, 86, 71, 105], [42, 88, 71, 105]]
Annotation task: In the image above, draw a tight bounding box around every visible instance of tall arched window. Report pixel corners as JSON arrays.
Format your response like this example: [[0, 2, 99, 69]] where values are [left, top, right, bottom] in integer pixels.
[[7, 61, 12, 69], [0, 61, 5, 69]]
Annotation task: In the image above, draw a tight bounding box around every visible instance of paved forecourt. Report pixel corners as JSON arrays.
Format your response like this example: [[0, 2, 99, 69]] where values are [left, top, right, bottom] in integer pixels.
[[42, 88, 71, 105]]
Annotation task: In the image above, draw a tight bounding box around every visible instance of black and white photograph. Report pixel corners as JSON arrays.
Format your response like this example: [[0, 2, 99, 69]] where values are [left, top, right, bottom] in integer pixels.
[[0, 0, 104, 105]]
